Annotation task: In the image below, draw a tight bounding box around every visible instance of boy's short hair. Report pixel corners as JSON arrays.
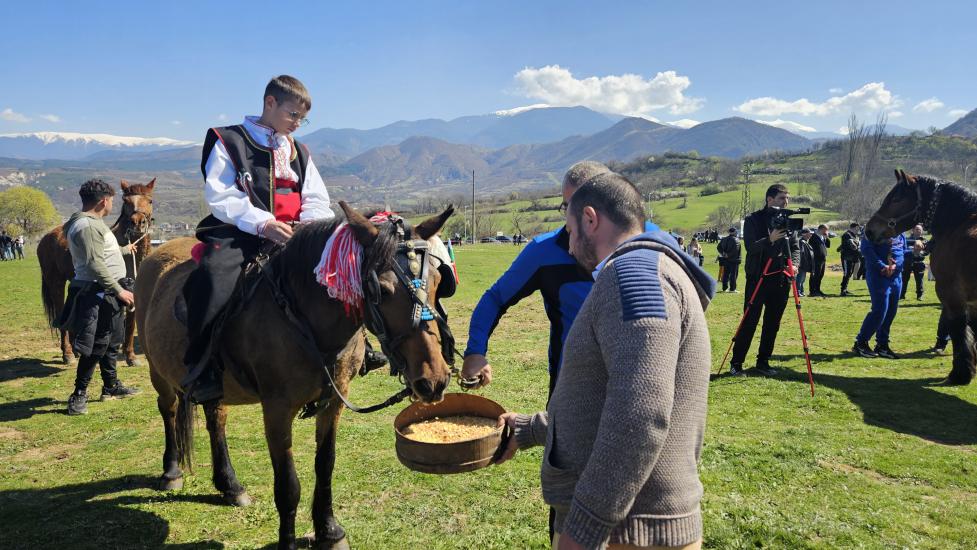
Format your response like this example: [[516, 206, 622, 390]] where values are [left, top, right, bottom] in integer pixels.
[[562, 161, 611, 190], [765, 184, 788, 199], [79, 179, 116, 209], [265, 75, 312, 111], [849, 222, 860, 229], [568, 172, 644, 232]]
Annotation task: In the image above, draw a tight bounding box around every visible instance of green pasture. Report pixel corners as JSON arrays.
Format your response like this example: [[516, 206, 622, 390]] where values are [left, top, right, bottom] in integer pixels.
[[1, 245, 976, 549]]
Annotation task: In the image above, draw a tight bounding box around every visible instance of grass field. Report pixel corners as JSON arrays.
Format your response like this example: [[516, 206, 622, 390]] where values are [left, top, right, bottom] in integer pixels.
[[1, 245, 976, 549]]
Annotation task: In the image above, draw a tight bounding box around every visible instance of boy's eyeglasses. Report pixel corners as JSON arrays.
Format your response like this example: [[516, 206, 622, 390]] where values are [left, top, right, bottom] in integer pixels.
[[286, 111, 310, 127]]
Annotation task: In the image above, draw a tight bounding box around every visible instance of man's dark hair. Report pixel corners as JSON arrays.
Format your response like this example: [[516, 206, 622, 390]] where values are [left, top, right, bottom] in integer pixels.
[[850, 222, 860, 229], [79, 179, 116, 209], [265, 75, 312, 111], [728, 227, 736, 233], [568, 172, 644, 231], [817, 224, 828, 230], [765, 184, 788, 200], [562, 161, 611, 190]]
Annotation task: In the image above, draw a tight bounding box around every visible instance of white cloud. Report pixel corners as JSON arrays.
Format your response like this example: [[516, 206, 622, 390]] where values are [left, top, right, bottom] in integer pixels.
[[39, 114, 61, 123], [217, 113, 229, 122], [889, 111, 904, 118], [829, 87, 844, 94], [514, 65, 704, 117], [735, 82, 900, 117], [170, 120, 182, 126], [912, 97, 944, 113], [836, 126, 850, 135], [757, 119, 818, 133], [495, 104, 550, 116], [949, 108, 969, 118], [668, 119, 700, 129], [1, 108, 31, 123]]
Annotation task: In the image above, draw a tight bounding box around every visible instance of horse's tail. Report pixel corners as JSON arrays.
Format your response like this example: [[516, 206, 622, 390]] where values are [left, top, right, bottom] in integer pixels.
[[174, 393, 195, 472], [40, 278, 60, 332]]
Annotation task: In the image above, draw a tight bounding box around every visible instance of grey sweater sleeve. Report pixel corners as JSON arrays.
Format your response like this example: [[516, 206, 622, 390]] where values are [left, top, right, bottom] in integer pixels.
[[71, 221, 123, 294], [513, 412, 548, 450], [562, 262, 683, 549]]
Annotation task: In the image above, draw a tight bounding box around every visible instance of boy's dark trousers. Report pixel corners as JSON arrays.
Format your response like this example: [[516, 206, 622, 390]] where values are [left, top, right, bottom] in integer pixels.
[[840, 257, 859, 293], [730, 272, 790, 367], [900, 260, 926, 299], [70, 289, 125, 393], [720, 260, 739, 291], [182, 226, 262, 394]]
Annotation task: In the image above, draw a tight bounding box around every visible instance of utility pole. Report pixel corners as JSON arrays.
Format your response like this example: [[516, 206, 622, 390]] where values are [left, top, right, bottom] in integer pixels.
[[471, 170, 476, 241], [740, 162, 753, 221]]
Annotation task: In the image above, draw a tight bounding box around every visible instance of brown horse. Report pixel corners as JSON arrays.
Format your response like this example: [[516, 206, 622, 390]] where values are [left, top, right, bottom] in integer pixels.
[[864, 169, 977, 384], [136, 203, 455, 550], [37, 178, 156, 364]]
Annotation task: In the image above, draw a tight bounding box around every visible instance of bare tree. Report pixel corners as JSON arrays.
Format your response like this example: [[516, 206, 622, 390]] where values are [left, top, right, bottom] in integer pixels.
[[707, 205, 739, 232], [510, 210, 528, 237], [739, 162, 753, 220]]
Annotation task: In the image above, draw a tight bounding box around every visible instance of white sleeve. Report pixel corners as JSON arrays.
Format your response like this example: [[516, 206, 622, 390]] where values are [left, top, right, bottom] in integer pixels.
[[299, 157, 336, 222], [203, 141, 275, 235]]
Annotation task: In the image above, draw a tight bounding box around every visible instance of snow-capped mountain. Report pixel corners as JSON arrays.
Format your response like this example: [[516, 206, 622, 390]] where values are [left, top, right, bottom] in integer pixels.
[[0, 132, 196, 160]]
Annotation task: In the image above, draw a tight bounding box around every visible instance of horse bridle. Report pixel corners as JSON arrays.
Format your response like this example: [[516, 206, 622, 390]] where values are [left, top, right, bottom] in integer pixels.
[[883, 180, 943, 232]]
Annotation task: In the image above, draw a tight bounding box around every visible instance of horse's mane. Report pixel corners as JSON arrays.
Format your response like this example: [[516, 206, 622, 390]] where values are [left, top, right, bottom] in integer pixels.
[[914, 175, 977, 236]]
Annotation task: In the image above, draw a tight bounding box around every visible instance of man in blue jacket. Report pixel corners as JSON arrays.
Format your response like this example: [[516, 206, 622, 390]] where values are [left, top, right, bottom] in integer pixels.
[[853, 231, 905, 359]]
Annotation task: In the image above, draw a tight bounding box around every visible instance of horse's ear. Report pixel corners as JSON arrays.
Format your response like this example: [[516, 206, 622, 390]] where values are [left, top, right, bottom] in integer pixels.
[[146, 177, 156, 190], [414, 205, 455, 241], [338, 201, 378, 246], [120, 180, 130, 192], [894, 169, 903, 183]]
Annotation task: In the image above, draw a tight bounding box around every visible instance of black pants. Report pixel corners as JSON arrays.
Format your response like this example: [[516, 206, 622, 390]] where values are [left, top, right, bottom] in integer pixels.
[[840, 257, 859, 292], [900, 261, 926, 299], [70, 290, 124, 393], [731, 273, 790, 366], [936, 310, 951, 346], [810, 259, 826, 295], [721, 260, 739, 291], [182, 227, 261, 384]]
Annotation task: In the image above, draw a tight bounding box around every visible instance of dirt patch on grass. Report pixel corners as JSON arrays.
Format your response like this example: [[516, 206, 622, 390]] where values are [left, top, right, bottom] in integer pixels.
[[10, 442, 83, 463], [818, 459, 900, 483], [0, 425, 26, 440]]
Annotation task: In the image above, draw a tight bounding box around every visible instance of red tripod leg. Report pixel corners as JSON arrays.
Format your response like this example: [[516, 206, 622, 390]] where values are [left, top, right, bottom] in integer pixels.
[[786, 257, 816, 396], [717, 257, 774, 374]]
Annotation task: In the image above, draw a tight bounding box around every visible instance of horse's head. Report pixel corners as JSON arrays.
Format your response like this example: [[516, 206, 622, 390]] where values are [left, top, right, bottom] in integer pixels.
[[341, 202, 456, 403], [864, 169, 923, 243], [119, 178, 156, 240]]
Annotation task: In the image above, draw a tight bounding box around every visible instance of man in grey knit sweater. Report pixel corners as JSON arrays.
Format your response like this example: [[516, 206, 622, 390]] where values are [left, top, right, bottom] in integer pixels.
[[498, 173, 715, 550]]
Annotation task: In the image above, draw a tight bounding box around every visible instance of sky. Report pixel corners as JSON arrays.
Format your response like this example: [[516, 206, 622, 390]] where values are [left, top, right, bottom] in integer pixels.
[[1, 0, 974, 141]]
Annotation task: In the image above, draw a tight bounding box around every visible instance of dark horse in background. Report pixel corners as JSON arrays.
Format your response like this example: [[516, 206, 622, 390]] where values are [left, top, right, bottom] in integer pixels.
[[135, 202, 455, 550], [37, 178, 155, 365], [865, 170, 977, 385]]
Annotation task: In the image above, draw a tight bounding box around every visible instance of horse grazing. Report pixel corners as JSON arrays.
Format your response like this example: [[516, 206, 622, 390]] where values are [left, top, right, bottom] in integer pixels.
[[864, 169, 977, 384], [136, 202, 455, 550], [37, 178, 156, 365]]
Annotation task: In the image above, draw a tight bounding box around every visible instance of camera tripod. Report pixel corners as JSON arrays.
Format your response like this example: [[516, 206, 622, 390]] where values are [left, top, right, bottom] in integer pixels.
[[717, 250, 816, 396]]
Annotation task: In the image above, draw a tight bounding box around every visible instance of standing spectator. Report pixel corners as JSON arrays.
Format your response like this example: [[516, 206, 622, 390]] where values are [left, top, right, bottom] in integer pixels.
[[933, 310, 951, 354], [900, 224, 927, 300], [496, 173, 714, 550], [796, 228, 815, 297], [687, 236, 704, 266], [853, 232, 906, 359], [676, 235, 685, 251], [839, 222, 861, 296], [15, 235, 25, 259], [60, 179, 140, 415], [729, 184, 800, 376], [808, 224, 829, 297], [0, 231, 11, 260], [717, 227, 741, 292]]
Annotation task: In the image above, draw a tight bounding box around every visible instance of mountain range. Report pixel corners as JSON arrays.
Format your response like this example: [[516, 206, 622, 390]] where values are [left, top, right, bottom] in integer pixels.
[[944, 108, 977, 138], [0, 132, 195, 160]]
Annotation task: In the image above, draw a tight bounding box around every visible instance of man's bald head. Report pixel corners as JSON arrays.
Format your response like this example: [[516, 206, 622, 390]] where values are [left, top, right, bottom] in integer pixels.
[[563, 161, 611, 190]]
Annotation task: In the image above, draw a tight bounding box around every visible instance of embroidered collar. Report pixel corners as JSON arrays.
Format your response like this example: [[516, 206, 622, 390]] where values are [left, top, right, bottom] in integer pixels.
[[243, 116, 289, 150]]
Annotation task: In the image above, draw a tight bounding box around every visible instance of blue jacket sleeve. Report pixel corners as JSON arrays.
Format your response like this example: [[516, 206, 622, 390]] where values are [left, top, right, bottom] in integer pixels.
[[464, 239, 546, 357], [891, 235, 906, 271]]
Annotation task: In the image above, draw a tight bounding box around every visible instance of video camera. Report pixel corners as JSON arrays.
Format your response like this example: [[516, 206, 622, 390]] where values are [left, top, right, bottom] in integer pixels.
[[768, 207, 810, 232]]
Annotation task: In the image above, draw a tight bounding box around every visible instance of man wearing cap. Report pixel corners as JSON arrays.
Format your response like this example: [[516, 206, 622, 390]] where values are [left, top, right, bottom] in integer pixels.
[[716, 227, 741, 292], [839, 222, 861, 296]]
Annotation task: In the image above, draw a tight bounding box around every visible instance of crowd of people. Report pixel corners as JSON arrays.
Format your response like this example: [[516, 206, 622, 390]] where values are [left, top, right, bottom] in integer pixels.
[[1, 231, 26, 260]]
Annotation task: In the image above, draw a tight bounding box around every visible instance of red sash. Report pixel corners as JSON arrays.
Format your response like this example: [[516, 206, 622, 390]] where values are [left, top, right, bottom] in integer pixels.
[[274, 178, 301, 223]]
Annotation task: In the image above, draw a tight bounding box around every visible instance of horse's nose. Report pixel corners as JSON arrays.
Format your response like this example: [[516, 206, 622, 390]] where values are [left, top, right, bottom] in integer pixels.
[[412, 376, 447, 403]]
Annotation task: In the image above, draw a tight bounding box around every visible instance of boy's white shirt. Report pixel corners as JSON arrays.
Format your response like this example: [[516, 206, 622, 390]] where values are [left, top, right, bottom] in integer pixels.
[[203, 116, 335, 235]]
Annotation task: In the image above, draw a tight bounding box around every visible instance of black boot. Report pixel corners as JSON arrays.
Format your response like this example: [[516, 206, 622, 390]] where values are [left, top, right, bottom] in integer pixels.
[[189, 367, 223, 404]]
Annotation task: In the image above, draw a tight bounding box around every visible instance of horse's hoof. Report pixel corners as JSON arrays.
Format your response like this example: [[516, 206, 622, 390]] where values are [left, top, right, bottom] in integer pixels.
[[125, 356, 137, 367], [159, 476, 184, 491], [224, 491, 252, 507], [307, 535, 349, 550], [61, 354, 71, 365]]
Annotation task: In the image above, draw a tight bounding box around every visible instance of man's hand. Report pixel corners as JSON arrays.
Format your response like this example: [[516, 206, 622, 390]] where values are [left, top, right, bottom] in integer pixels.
[[790, 264, 799, 276], [120, 243, 134, 255], [768, 228, 787, 242], [262, 220, 294, 245], [117, 289, 135, 307], [493, 412, 520, 465], [461, 354, 492, 388]]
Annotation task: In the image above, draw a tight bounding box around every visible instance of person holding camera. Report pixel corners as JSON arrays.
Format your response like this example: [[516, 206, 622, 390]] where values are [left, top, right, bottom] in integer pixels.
[[729, 184, 800, 376], [717, 227, 741, 292], [839, 222, 861, 296], [60, 179, 140, 416], [900, 224, 927, 300]]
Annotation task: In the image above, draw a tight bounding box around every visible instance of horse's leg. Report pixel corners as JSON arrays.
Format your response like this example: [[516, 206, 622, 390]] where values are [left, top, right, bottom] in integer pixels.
[[311, 400, 349, 550], [153, 371, 184, 490], [945, 311, 974, 385], [202, 401, 251, 507], [263, 402, 301, 550], [123, 312, 138, 366], [44, 276, 72, 365]]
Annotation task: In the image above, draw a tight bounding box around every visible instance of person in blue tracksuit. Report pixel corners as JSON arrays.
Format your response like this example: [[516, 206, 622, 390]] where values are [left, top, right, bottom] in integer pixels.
[[853, 232, 905, 359]]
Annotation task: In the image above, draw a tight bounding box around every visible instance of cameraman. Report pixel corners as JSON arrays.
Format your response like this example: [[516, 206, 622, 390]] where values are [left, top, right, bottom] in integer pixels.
[[729, 184, 800, 376], [900, 224, 927, 300]]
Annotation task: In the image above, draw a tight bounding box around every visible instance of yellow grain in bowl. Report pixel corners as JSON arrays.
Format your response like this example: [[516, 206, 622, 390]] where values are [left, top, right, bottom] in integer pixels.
[[402, 415, 499, 443]]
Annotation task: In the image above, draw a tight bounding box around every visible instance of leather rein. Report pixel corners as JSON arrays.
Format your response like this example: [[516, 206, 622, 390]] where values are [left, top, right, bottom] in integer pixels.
[[883, 181, 942, 232]]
